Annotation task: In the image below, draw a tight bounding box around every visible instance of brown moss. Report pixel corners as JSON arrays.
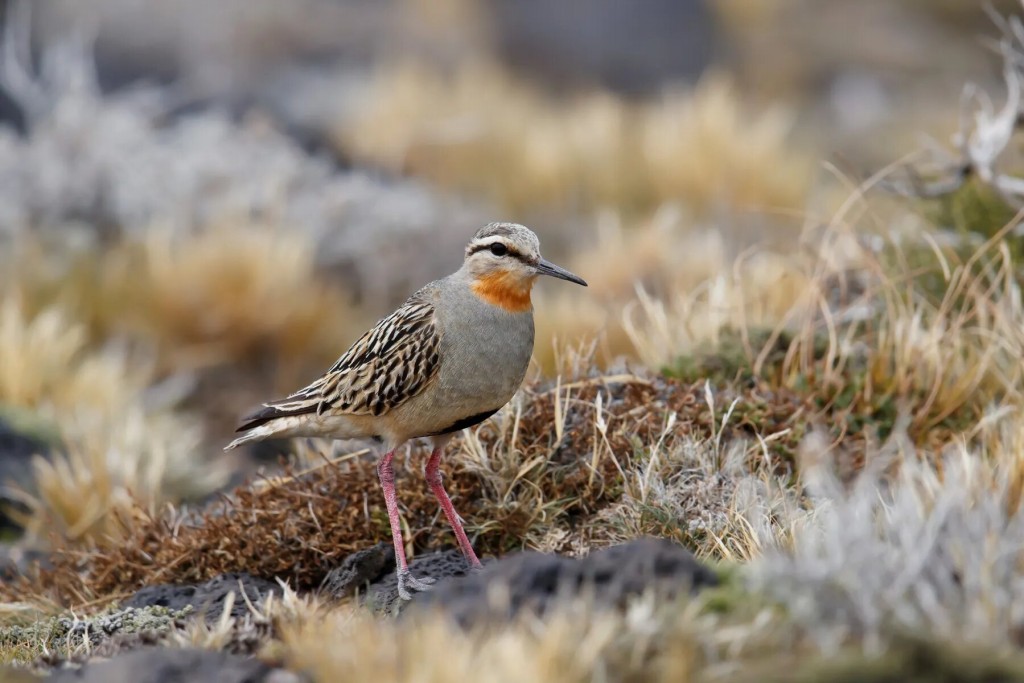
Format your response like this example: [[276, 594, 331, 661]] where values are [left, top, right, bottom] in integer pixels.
[[7, 375, 810, 610]]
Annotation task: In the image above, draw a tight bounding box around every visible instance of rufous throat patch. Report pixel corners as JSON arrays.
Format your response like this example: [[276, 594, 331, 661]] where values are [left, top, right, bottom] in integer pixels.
[[471, 270, 534, 312]]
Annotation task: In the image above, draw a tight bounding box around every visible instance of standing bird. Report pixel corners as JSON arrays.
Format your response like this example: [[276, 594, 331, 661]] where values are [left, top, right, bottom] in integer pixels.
[[225, 223, 587, 599]]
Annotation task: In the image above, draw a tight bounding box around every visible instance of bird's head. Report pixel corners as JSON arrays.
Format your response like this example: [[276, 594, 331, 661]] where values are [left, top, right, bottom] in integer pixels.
[[463, 223, 587, 312]]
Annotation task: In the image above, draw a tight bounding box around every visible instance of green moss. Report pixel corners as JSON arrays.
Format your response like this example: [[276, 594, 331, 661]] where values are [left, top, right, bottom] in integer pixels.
[[753, 635, 1024, 683], [664, 328, 783, 386], [697, 561, 755, 615], [0, 406, 62, 453], [632, 502, 690, 544], [896, 179, 1024, 309], [929, 178, 1018, 245], [664, 318, 984, 459], [664, 326, 835, 390]]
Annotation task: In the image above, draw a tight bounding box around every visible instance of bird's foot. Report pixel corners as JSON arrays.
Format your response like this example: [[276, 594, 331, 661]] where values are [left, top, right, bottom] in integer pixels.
[[397, 569, 436, 600]]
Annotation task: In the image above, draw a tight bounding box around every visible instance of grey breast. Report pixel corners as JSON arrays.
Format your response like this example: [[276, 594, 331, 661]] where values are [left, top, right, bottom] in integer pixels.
[[429, 275, 535, 426]]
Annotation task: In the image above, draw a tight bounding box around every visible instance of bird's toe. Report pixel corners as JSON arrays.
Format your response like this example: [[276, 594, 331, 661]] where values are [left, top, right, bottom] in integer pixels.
[[397, 570, 436, 600], [407, 574, 436, 591]]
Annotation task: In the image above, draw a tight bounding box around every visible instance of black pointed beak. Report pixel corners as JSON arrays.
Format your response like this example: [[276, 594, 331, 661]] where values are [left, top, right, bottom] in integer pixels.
[[536, 258, 587, 286]]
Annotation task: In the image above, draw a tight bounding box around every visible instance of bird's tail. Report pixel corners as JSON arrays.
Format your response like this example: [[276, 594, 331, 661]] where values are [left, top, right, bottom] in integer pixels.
[[223, 402, 317, 451], [224, 424, 278, 450]]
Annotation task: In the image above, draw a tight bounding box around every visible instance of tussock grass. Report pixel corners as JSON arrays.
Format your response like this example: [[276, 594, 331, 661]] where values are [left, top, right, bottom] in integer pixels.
[[278, 597, 707, 683], [0, 296, 141, 412], [10, 221, 364, 378], [458, 370, 806, 558], [532, 210, 815, 372], [337, 62, 812, 216], [107, 221, 362, 372], [0, 295, 222, 545], [625, 199, 1024, 458]]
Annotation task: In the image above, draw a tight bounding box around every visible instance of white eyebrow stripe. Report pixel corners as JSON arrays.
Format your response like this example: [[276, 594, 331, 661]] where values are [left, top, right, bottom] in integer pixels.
[[469, 236, 510, 248], [466, 237, 533, 263], [467, 237, 515, 255]]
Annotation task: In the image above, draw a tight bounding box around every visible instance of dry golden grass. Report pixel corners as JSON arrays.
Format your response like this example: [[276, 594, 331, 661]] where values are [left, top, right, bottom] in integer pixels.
[[336, 62, 813, 216], [153, 581, 717, 683], [110, 221, 362, 371], [2, 221, 370, 522], [270, 580, 1024, 683], [0, 295, 141, 411], [620, 169, 1024, 454], [27, 221, 361, 377], [277, 598, 706, 683], [167, 582, 728, 683], [0, 294, 223, 545], [531, 210, 816, 372], [7, 220, 367, 401]]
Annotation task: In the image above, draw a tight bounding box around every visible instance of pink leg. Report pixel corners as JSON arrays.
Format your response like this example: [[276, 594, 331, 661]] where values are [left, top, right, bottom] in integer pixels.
[[425, 446, 482, 567], [376, 450, 408, 571], [377, 449, 434, 599]]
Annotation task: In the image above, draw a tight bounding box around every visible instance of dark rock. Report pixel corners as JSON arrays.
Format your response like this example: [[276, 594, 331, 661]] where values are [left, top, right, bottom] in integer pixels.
[[0, 408, 61, 532], [485, 0, 721, 96], [367, 549, 476, 615], [123, 573, 282, 621], [45, 647, 298, 683], [0, 544, 52, 580], [320, 542, 393, 599], [83, 629, 173, 662], [580, 540, 719, 607], [405, 538, 718, 627]]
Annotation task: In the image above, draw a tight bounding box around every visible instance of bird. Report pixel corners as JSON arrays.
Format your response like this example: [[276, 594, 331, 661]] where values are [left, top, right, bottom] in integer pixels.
[[224, 222, 587, 599]]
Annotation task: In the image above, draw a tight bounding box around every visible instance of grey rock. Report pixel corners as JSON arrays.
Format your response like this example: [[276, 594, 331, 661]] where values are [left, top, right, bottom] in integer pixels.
[[45, 647, 292, 683], [32, 0, 449, 102], [405, 538, 718, 626], [367, 549, 476, 615], [319, 542, 393, 600], [123, 573, 282, 621]]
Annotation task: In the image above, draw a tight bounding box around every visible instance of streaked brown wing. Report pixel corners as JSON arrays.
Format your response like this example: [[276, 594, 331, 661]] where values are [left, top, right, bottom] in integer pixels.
[[235, 289, 440, 431]]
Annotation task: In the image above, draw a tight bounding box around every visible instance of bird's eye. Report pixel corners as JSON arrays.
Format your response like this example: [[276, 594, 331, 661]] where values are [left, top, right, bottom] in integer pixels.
[[489, 243, 508, 257]]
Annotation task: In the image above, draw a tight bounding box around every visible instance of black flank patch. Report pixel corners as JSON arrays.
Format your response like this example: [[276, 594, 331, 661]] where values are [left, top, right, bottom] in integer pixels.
[[430, 408, 501, 436]]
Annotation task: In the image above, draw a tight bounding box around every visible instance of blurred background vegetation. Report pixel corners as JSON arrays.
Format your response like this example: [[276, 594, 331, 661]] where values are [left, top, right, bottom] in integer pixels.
[[0, 0, 1021, 549]]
